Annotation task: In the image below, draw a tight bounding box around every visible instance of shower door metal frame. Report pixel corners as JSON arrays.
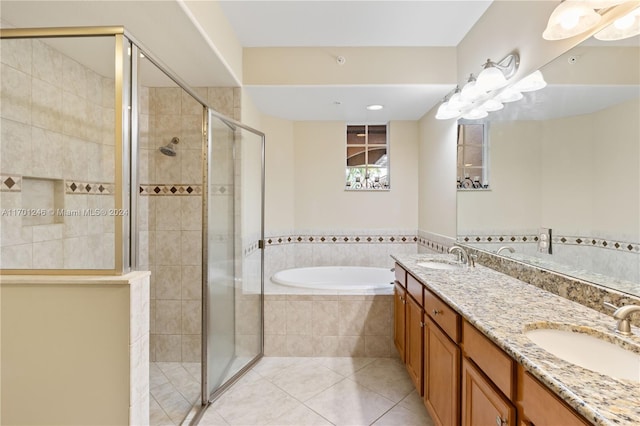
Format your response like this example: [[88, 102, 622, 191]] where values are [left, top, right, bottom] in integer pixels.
[[199, 108, 266, 411]]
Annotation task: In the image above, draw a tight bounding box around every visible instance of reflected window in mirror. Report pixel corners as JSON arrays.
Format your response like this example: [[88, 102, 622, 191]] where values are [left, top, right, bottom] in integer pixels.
[[457, 122, 489, 190], [345, 124, 389, 190]]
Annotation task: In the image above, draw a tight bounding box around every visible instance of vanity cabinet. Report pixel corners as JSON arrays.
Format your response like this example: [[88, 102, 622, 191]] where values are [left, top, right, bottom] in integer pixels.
[[392, 262, 591, 426], [406, 295, 424, 392], [462, 358, 515, 426], [424, 314, 460, 426], [516, 366, 590, 426], [393, 283, 406, 362]]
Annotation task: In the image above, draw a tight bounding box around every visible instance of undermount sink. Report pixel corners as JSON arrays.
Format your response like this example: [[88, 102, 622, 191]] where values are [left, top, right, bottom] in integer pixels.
[[417, 260, 464, 270], [525, 326, 640, 382]]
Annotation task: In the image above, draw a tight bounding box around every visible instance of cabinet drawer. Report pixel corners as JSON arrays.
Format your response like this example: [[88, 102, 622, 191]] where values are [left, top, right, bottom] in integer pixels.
[[424, 288, 460, 342], [517, 367, 589, 426], [407, 273, 423, 306], [394, 263, 406, 288], [462, 320, 514, 399]]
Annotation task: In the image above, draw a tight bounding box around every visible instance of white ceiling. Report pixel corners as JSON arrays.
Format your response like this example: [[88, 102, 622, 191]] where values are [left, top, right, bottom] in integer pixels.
[[219, 0, 493, 122]]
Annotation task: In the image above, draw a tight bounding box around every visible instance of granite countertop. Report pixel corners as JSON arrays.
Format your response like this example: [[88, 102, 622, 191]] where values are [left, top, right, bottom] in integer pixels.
[[392, 254, 640, 426]]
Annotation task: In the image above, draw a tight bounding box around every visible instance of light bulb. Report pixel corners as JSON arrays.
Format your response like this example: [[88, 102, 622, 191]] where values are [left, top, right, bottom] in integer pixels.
[[435, 102, 461, 120], [495, 88, 523, 103], [476, 61, 507, 92], [512, 70, 547, 93], [543, 1, 601, 40], [481, 99, 504, 112], [462, 108, 488, 120], [615, 13, 635, 29], [594, 7, 640, 40]]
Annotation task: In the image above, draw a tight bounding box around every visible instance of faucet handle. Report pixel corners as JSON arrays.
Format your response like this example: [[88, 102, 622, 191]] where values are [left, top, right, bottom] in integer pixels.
[[469, 254, 478, 268], [603, 302, 619, 312]]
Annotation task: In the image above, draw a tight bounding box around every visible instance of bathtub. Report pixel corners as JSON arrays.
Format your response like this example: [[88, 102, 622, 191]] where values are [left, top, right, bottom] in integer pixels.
[[270, 266, 394, 294]]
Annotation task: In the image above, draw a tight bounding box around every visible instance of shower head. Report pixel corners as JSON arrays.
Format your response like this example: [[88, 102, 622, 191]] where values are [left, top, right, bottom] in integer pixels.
[[159, 137, 180, 157]]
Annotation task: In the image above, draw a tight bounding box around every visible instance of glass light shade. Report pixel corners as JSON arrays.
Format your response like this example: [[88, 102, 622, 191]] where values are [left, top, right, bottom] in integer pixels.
[[481, 98, 504, 112], [461, 75, 484, 101], [495, 88, 523, 103], [543, 1, 602, 40], [448, 91, 471, 110], [585, 0, 627, 8], [512, 70, 547, 92], [594, 8, 640, 40], [435, 102, 461, 120], [462, 108, 488, 120], [476, 63, 507, 92]]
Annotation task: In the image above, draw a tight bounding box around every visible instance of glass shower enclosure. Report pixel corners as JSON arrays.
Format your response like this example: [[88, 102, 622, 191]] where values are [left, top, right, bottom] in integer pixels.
[[0, 26, 265, 422]]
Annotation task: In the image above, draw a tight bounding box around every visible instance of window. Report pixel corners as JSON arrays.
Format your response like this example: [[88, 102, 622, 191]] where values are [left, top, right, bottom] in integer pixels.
[[457, 122, 489, 189], [345, 124, 389, 190]]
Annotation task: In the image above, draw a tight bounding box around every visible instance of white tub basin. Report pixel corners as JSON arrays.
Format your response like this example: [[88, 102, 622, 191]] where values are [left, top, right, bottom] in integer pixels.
[[525, 327, 640, 382], [417, 260, 464, 270]]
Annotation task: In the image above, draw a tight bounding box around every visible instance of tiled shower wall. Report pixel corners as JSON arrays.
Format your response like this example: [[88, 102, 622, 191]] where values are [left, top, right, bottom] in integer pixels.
[[1, 37, 115, 269], [138, 85, 240, 362]]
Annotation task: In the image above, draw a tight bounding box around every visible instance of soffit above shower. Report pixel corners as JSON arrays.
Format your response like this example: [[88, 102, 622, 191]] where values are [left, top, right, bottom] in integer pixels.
[[0, 0, 239, 87]]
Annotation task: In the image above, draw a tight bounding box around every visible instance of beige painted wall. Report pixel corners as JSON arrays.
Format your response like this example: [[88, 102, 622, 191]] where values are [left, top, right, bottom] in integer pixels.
[[263, 115, 295, 234], [1, 280, 136, 425], [244, 47, 456, 85], [292, 120, 418, 231]]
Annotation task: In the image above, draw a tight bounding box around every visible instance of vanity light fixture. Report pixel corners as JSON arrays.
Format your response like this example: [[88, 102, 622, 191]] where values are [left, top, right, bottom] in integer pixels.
[[461, 74, 484, 101], [435, 99, 462, 120], [594, 6, 640, 40], [476, 54, 519, 92], [495, 87, 524, 103], [512, 70, 547, 92], [543, 1, 601, 40], [462, 108, 488, 120], [448, 86, 471, 110], [480, 98, 504, 112], [544, 0, 639, 41]]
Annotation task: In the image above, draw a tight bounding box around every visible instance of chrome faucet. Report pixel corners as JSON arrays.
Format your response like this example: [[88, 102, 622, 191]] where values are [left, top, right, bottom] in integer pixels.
[[497, 246, 515, 255], [448, 245, 469, 265], [612, 304, 640, 336]]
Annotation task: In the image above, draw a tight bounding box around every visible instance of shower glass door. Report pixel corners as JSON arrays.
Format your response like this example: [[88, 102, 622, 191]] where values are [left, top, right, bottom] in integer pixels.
[[203, 110, 264, 403]]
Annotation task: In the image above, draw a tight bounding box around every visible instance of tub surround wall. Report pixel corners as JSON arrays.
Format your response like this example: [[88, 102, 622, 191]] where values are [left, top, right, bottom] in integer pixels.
[[1, 272, 150, 425], [0, 37, 116, 270], [264, 294, 394, 358]]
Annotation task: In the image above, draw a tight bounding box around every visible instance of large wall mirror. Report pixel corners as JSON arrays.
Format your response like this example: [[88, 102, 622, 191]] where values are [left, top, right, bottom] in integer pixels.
[[457, 36, 640, 298]]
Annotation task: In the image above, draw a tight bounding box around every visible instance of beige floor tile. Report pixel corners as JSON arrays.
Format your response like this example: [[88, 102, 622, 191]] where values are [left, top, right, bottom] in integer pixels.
[[211, 377, 303, 425], [312, 357, 377, 376], [269, 362, 345, 401], [150, 363, 170, 390], [150, 381, 193, 425], [251, 356, 308, 379], [371, 404, 435, 426], [198, 408, 230, 426], [305, 378, 395, 426], [349, 357, 414, 403], [266, 404, 333, 426], [149, 396, 175, 426], [398, 390, 430, 416]]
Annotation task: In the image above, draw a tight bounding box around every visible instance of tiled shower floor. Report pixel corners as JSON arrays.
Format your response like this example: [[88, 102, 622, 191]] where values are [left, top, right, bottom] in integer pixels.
[[150, 362, 201, 425], [198, 357, 435, 426]]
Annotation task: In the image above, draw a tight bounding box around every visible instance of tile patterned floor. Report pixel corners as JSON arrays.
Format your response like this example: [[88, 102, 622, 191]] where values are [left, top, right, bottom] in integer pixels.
[[150, 362, 201, 425], [198, 357, 435, 426]]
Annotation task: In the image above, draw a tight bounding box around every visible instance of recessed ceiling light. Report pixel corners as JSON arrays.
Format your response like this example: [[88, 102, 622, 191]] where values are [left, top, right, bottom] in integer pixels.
[[366, 104, 384, 111]]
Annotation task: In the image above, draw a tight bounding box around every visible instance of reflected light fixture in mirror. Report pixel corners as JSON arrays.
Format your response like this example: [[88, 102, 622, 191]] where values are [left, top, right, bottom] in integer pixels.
[[435, 53, 547, 121]]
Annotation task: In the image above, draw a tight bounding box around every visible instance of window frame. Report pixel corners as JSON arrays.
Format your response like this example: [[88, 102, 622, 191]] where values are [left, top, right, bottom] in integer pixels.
[[345, 123, 390, 191], [457, 120, 490, 191]]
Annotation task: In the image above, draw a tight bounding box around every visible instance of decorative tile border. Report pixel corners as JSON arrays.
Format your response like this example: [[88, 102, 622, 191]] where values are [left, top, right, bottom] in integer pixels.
[[1, 175, 21, 192], [458, 233, 639, 253], [264, 233, 418, 247], [417, 236, 449, 253], [66, 181, 114, 195], [459, 234, 539, 244], [139, 184, 203, 196]]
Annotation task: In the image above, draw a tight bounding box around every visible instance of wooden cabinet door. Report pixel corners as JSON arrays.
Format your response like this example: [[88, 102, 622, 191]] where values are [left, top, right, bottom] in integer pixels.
[[462, 358, 515, 426], [424, 316, 460, 426], [405, 296, 423, 393], [393, 283, 406, 361]]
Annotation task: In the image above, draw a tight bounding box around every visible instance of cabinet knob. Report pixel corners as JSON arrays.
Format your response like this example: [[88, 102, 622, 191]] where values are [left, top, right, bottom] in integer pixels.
[[420, 321, 425, 328], [496, 416, 507, 426], [432, 309, 442, 316]]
